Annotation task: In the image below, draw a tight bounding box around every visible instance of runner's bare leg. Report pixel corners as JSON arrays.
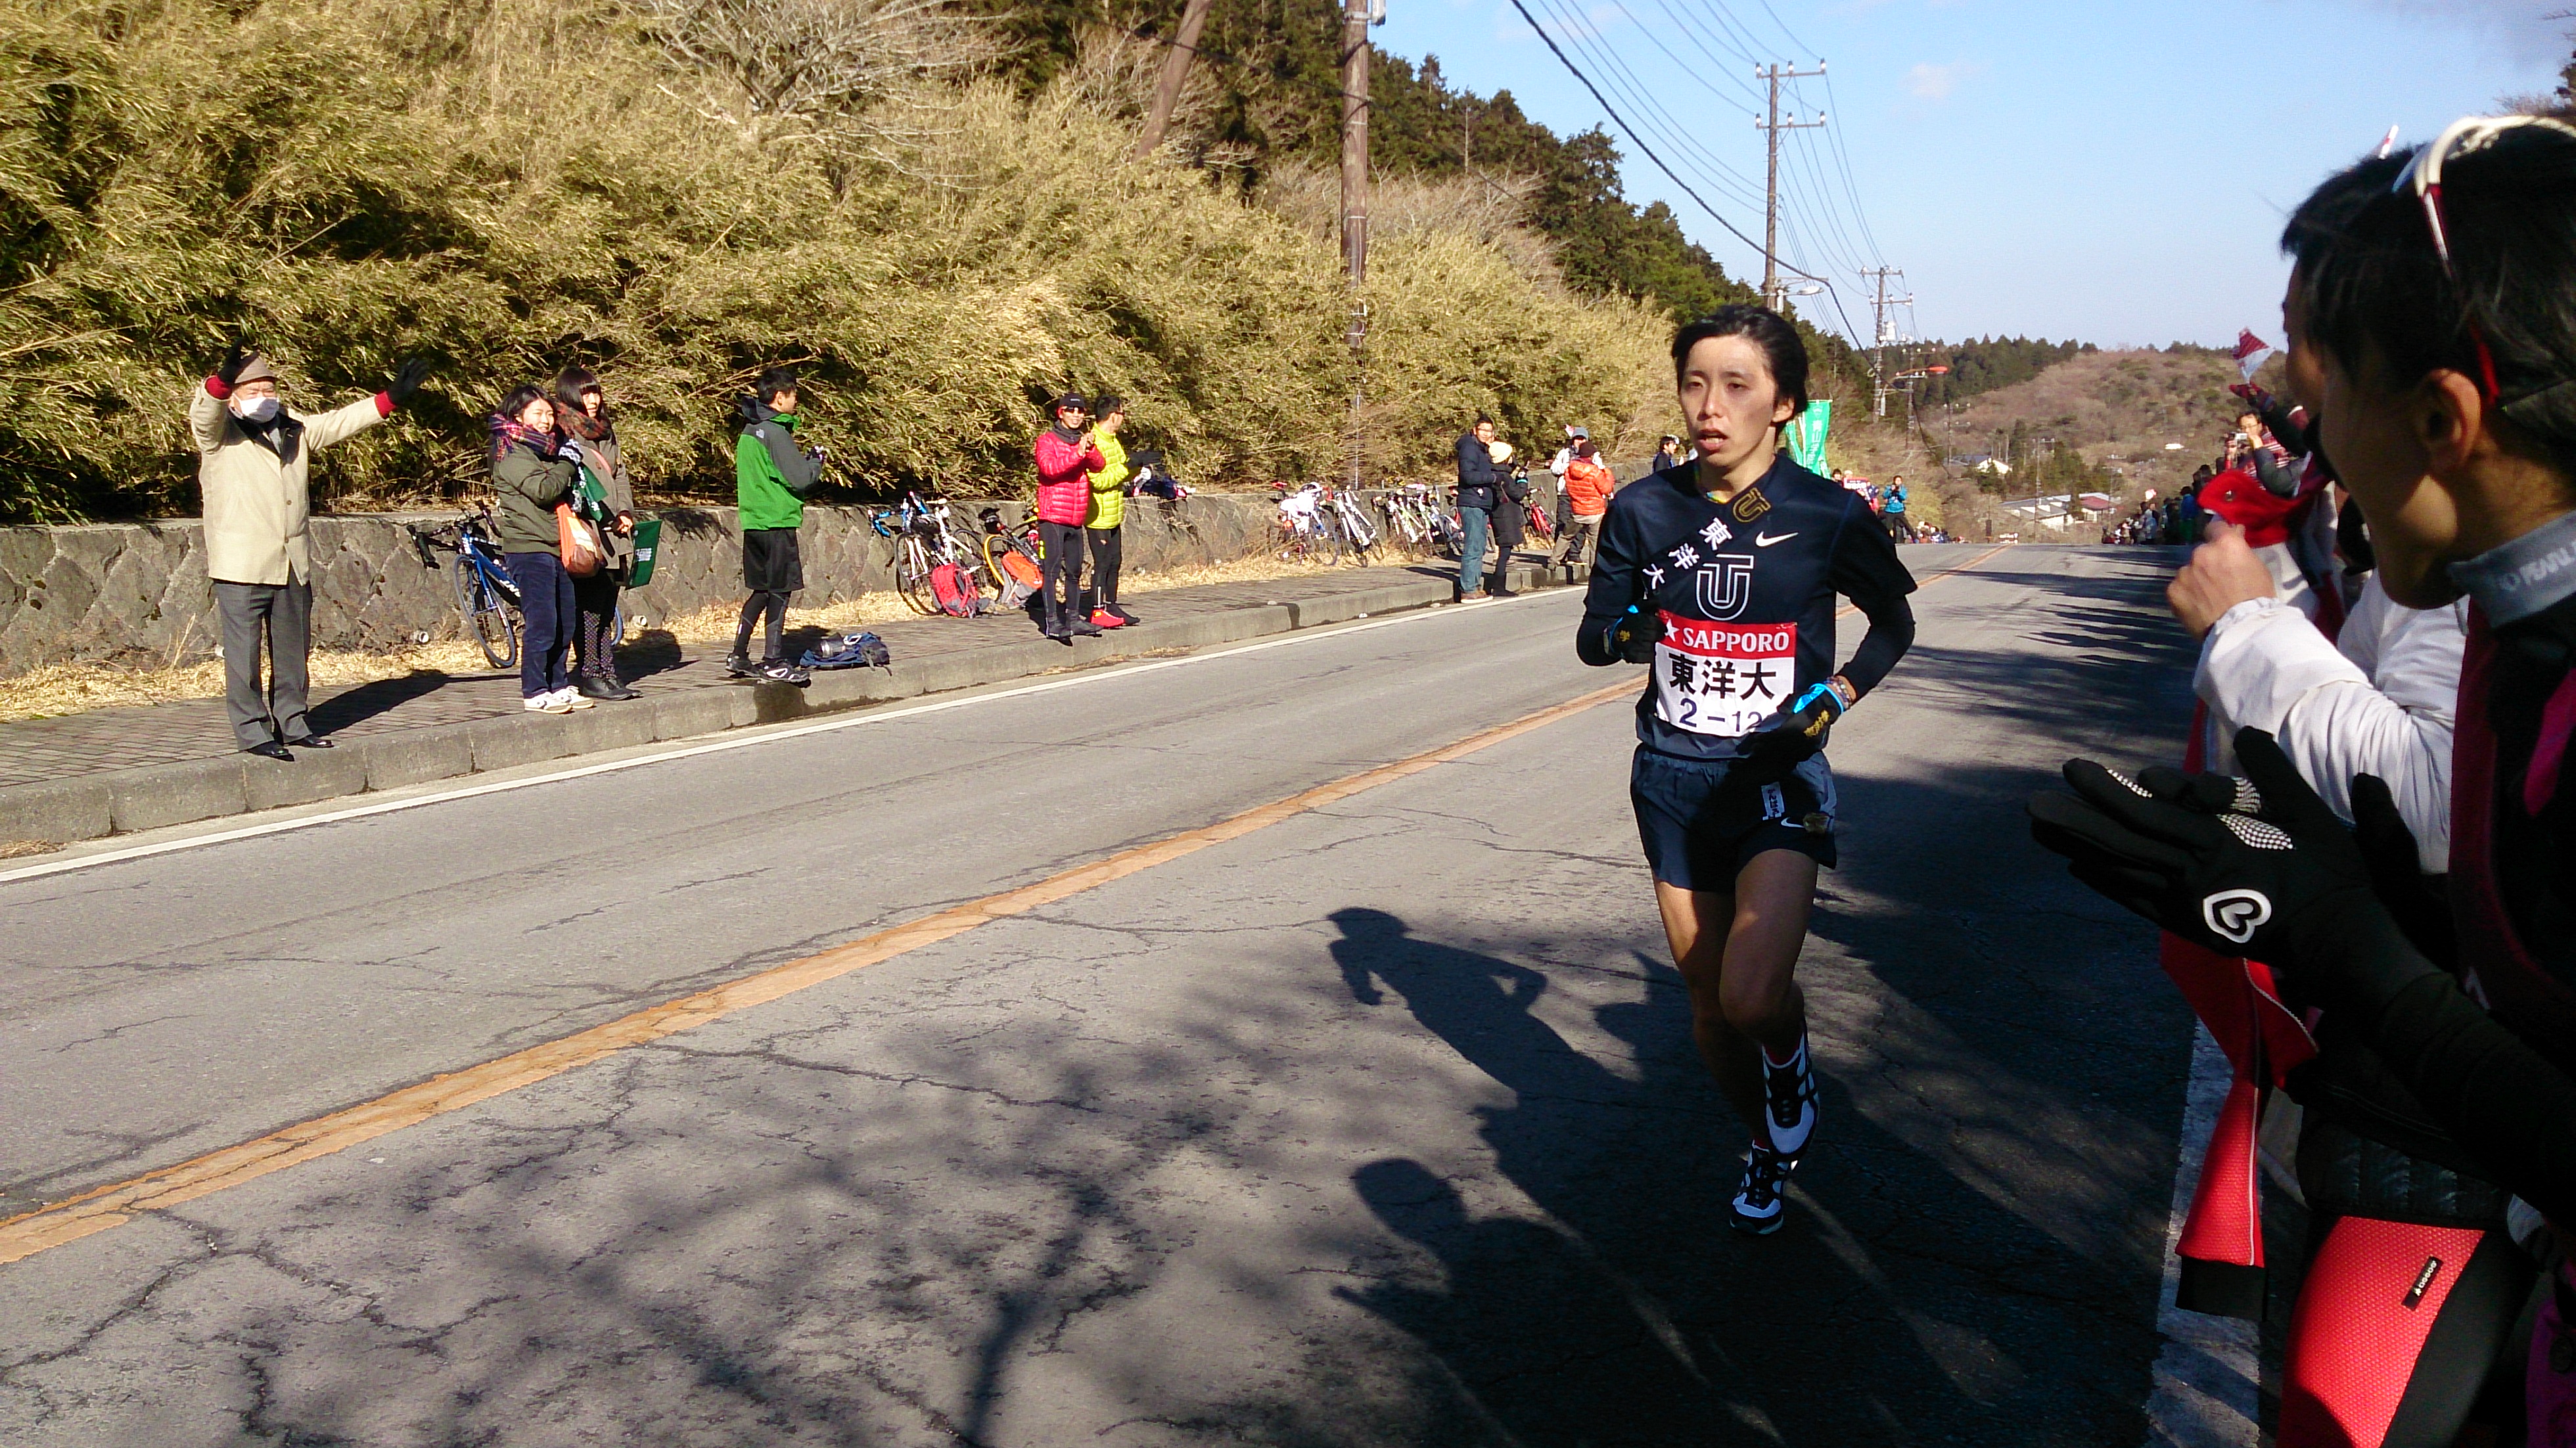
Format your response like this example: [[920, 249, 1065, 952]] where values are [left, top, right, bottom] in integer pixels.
[[1655, 851, 1816, 1133]]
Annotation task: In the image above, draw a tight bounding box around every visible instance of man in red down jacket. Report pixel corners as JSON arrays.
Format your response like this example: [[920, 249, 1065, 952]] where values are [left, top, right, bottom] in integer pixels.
[[1033, 394, 1105, 641]]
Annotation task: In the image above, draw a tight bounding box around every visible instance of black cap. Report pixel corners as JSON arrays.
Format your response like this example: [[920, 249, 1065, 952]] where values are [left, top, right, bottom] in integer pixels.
[[1052, 393, 1087, 417]]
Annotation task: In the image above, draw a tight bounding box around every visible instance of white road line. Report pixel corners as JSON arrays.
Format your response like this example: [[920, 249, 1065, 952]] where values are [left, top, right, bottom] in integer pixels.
[[0, 588, 1578, 886], [2140, 1024, 2261, 1447]]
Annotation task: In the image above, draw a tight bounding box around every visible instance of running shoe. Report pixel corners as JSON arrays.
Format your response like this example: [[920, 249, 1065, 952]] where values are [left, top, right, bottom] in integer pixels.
[[1090, 608, 1126, 629], [556, 687, 595, 711], [524, 692, 572, 714], [753, 658, 810, 686], [1761, 1033, 1818, 1160], [1107, 604, 1136, 623], [724, 653, 760, 679], [1070, 619, 1104, 638], [1730, 1143, 1793, 1236]]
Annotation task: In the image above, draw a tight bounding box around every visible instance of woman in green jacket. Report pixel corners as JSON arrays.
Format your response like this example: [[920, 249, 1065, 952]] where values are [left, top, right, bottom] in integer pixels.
[[1086, 396, 1134, 627], [488, 384, 591, 713]]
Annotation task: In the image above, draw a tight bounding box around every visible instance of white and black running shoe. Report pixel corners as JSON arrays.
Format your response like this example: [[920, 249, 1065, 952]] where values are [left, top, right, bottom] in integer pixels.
[[1760, 1033, 1818, 1160], [1730, 1143, 1793, 1236]]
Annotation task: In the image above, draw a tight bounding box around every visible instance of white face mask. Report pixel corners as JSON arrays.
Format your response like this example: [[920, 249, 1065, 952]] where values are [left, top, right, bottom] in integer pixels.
[[235, 395, 280, 424]]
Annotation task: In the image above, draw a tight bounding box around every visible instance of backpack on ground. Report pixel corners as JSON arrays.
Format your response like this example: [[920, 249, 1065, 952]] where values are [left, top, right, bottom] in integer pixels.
[[930, 560, 984, 618], [993, 547, 1041, 609], [802, 630, 890, 669]]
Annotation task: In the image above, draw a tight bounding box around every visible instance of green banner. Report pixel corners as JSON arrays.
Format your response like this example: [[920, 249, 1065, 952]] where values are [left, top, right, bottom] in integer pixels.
[[1783, 399, 1832, 475]]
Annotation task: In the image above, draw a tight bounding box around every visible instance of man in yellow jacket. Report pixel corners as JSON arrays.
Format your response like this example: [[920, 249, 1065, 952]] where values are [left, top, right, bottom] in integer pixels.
[[1084, 396, 1136, 627], [193, 344, 429, 759]]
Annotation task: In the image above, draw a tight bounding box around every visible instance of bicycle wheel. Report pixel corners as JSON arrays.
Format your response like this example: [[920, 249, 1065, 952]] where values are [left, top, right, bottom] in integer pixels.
[[453, 554, 518, 670], [895, 537, 936, 614], [1313, 510, 1346, 565], [1341, 501, 1378, 558]]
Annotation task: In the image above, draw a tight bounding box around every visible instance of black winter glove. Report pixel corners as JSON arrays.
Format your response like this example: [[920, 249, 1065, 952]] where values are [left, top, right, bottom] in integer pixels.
[[2029, 727, 2374, 958], [1734, 681, 1842, 787], [2349, 772, 2456, 970], [388, 356, 432, 409], [217, 340, 248, 388], [1607, 604, 1662, 664]]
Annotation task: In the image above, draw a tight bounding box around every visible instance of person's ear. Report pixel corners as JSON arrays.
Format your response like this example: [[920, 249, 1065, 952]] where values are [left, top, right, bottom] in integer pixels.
[[2415, 370, 2485, 476], [1773, 396, 1798, 426]]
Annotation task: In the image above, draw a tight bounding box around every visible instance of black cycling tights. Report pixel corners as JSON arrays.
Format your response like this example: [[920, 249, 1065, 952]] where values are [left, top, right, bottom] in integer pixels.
[[734, 589, 789, 661], [1040, 520, 1084, 629], [1088, 525, 1123, 608]]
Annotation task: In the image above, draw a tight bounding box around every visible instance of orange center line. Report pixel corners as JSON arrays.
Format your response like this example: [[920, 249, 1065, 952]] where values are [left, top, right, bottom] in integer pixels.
[[0, 543, 2012, 1267]]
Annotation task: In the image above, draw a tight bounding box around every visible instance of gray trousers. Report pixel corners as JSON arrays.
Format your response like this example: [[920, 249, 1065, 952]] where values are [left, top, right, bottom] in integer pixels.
[[214, 579, 312, 749]]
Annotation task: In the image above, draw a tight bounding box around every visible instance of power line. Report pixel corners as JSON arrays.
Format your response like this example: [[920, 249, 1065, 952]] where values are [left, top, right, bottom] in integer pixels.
[[1500, 0, 1797, 274]]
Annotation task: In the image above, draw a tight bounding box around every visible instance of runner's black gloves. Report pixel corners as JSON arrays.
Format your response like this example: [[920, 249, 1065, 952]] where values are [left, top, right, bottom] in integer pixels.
[[388, 356, 432, 409], [1734, 682, 1843, 786], [1607, 604, 1662, 664], [2027, 727, 2443, 1018]]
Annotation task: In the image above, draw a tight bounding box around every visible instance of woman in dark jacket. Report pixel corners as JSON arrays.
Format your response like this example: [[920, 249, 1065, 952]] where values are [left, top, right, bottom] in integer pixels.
[[489, 384, 589, 713], [555, 367, 641, 701]]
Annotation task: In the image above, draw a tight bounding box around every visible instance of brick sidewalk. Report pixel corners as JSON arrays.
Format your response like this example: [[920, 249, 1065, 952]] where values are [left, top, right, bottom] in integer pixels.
[[0, 557, 1536, 791]]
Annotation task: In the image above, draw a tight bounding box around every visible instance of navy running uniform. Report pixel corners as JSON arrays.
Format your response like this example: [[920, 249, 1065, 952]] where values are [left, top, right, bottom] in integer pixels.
[[1578, 455, 1917, 888]]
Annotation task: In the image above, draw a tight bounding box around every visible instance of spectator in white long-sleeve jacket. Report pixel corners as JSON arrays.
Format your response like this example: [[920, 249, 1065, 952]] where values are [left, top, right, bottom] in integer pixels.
[[193, 343, 430, 761]]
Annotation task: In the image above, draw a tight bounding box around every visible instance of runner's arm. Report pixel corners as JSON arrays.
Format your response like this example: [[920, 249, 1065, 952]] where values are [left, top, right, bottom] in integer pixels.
[[1829, 512, 1918, 698], [1576, 504, 1642, 666]]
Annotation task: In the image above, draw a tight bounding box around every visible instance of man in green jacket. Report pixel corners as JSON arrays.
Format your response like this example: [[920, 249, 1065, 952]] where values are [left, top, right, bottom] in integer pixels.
[[730, 365, 821, 682]]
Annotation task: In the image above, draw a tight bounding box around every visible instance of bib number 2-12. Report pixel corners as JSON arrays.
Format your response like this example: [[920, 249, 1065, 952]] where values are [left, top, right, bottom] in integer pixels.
[[1653, 614, 1794, 737]]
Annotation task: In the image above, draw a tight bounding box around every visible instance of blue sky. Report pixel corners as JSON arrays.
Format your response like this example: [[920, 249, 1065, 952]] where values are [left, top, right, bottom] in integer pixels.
[[1371, 0, 2566, 348]]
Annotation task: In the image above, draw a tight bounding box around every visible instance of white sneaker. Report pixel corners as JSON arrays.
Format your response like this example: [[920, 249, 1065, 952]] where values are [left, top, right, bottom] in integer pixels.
[[524, 692, 573, 714], [557, 687, 595, 711]]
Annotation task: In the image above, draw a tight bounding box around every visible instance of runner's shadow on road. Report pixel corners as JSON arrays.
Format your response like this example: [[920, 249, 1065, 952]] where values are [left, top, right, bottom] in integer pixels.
[[1323, 907, 2161, 1445]]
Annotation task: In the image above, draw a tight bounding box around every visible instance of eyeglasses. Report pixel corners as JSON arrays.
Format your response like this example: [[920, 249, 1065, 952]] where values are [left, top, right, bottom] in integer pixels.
[[2392, 115, 2576, 404]]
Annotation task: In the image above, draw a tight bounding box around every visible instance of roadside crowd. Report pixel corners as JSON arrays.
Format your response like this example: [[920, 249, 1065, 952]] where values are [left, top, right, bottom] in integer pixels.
[[185, 358, 1160, 750], [2026, 114, 2576, 1447]]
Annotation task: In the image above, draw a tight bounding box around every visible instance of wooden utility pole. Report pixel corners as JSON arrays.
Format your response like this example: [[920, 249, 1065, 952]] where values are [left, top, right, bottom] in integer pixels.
[[1340, 0, 1371, 489], [1753, 62, 1827, 312], [1133, 0, 1216, 160]]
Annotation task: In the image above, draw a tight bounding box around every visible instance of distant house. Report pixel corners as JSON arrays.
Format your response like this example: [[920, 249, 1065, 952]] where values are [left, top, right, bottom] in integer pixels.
[[2000, 494, 2082, 531]]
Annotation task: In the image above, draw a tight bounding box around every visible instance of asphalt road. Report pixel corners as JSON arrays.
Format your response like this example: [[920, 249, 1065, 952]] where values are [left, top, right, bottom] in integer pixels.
[[0, 544, 2208, 1447]]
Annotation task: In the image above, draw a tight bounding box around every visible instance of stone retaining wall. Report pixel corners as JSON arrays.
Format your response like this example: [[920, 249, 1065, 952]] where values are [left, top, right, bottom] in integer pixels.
[[0, 495, 1271, 679]]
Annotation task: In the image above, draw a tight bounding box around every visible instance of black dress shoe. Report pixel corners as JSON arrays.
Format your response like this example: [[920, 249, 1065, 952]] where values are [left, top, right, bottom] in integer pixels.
[[574, 675, 624, 701], [283, 735, 333, 749], [244, 741, 294, 761]]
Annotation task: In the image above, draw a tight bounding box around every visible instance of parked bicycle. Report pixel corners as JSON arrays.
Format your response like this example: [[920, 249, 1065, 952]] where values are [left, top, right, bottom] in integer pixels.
[[407, 505, 524, 669], [1272, 482, 1346, 564], [977, 507, 1046, 609], [1379, 484, 1461, 558], [870, 492, 986, 616]]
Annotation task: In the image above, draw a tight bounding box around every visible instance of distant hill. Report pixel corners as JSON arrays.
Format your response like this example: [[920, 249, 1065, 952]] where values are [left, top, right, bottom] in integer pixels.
[[1925, 346, 2255, 503]]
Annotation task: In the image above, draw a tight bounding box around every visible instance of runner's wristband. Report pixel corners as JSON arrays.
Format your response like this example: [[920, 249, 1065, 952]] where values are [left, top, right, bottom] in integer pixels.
[[1790, 681, 1847, 719]]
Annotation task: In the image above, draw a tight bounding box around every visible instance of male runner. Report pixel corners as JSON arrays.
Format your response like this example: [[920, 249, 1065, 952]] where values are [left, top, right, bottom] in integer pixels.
[[1578, 305, 1918, 1235]]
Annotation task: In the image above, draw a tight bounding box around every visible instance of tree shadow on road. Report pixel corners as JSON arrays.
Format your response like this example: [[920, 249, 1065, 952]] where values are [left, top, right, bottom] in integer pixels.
[[1322, 905, 2175, 1447]]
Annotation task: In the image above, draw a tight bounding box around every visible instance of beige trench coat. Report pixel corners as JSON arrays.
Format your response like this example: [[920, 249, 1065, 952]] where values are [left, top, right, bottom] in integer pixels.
[[191, 383, 388, 585]]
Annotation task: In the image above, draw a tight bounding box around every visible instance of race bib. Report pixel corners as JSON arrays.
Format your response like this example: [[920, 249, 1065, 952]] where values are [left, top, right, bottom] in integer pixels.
[[1653, 614, 1794, 736]]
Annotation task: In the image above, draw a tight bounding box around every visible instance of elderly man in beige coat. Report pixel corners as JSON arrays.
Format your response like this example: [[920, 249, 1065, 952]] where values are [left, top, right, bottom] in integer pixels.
[[195, 345, 428, 759]]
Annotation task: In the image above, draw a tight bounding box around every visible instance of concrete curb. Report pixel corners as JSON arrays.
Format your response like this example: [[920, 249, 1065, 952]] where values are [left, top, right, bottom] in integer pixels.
[[0, 558, 1583, 848]]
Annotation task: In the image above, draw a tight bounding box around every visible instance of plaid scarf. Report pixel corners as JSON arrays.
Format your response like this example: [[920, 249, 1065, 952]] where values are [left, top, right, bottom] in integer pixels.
[[488, 413, 555, 464]]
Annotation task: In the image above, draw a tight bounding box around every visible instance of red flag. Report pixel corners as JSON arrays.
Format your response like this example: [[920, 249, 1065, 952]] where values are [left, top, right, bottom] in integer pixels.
[[2234, 329, 2272, 381]]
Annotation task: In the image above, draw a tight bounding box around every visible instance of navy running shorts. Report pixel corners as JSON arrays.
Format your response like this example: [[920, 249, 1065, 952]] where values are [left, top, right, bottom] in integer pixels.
[[1630, 746, 1837, 891]]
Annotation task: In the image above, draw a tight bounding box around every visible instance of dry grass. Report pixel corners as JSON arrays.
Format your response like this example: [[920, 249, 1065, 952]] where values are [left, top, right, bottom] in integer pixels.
[[0, 547, 1441, 721]]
